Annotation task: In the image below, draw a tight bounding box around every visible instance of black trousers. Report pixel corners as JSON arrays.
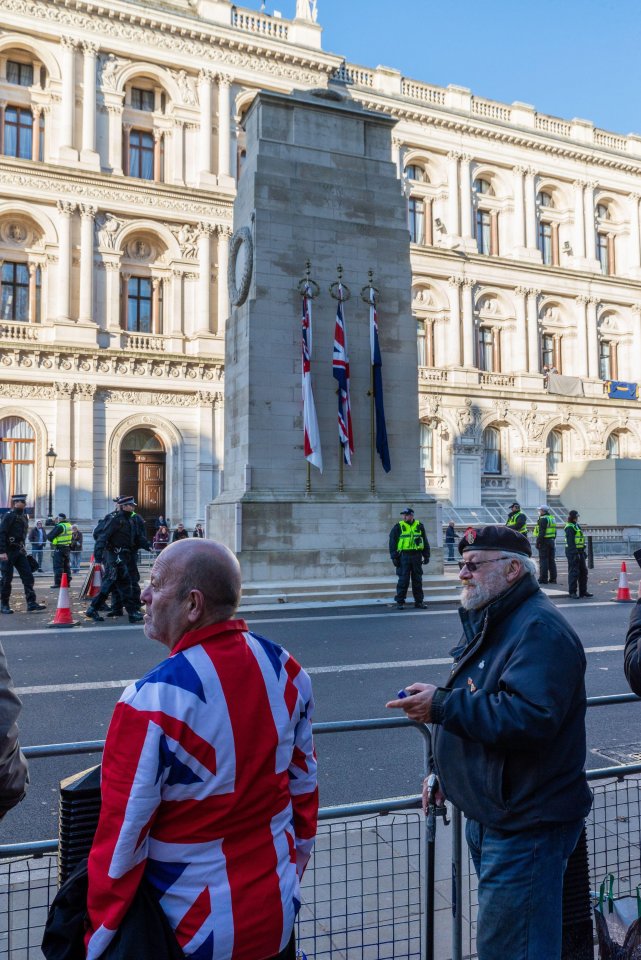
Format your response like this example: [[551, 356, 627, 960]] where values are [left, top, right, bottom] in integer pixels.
[[537, 541, 557, 583], [109, 556, 141, 612], [566, 548, 588, 596], [1, 549, 36, 604], [52, 547, 71, 586], [89, 553, 137, 614], [395, 552, 424, 604]]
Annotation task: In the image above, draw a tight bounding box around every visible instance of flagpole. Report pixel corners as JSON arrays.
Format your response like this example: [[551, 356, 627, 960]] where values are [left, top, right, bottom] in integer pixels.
[[330, 264, 352, 494], [361, 271, 378, 494], [298, 260, 321, 493]]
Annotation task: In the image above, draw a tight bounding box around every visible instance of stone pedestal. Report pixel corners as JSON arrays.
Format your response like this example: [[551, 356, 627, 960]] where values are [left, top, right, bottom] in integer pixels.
[[208, 87, 439, 581]]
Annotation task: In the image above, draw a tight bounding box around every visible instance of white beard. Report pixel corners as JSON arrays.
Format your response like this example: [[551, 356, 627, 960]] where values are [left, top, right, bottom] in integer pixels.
[[459, 566, 510, 610]]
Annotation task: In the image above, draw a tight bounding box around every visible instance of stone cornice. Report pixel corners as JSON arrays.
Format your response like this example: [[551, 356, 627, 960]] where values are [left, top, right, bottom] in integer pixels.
[[0, 344, 224, 378], [1, 0, 341, 83], [0, 157, 233, 222]]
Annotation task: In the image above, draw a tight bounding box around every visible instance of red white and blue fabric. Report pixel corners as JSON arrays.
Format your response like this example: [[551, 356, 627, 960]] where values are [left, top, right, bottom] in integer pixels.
[[86, 620, 318, 960], [301, 285, 323, 472], [368, 288, 391, 473], [332, 288, 354, 465]]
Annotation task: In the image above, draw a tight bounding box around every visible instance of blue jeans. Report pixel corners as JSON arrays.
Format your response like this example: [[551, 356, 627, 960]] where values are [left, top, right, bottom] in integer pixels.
[[466, 817, 584, 960]]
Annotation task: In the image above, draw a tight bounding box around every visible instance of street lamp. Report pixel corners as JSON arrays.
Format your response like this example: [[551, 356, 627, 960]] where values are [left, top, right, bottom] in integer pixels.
[[45, 444, 57, 526]]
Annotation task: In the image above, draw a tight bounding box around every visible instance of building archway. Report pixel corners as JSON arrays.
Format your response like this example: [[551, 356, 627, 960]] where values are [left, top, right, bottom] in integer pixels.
[[119, 428, 166, 534]]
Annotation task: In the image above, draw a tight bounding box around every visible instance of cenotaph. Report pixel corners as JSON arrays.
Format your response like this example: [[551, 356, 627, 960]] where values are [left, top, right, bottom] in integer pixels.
[[207, 86, 440, 582]]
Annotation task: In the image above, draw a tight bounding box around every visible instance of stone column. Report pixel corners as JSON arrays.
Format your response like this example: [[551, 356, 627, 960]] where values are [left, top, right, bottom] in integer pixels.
[[198, 223, 214, 333], [447, 151, 460, 238], [56, 201, 76, 321], [217, 74, 232, 183], [170, 269, 184, 339], [72, 384, 96, 520], [107, 106, 123, 175], [629, 194, 641, 274], [447, 277, 462, 366], [78, 204, 96, 322], [103, 260, 121, 333], [197, 391, 218, 516], [461, 278, 475, 368], [584, 180, 597, 263], [586, 297, 599, 378], [524, 166, 537, 250], [574, 296, 589, 378], [54, 383, 74, 518], [460, 154, 473, 239], [28, 264, 37, 322], [0, 102, 5, 154], [526, 288, 540, 374], [198, 70, 213, 178], [216, 225, 231, 337], [31, 105, 42, 162], [632, 305, 641, 376], [512, 165, 526, 250], [59, 37, 78, 159], [153, 129, 163, 182], [171, 119, 185, 185], [573, 180, 586, 258], [122, 123, 132, 176], [152, 278, 161, 334], [514, 286, 528, 371], [81, 42, 99, 164]]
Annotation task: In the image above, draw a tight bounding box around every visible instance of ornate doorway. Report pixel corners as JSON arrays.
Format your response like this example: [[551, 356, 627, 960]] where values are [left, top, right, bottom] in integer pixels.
[[119, 429, 166, 535]]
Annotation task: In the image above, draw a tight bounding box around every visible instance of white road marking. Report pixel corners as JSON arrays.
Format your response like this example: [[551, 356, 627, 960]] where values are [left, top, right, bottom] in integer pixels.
[[14, 644, 626, 695]]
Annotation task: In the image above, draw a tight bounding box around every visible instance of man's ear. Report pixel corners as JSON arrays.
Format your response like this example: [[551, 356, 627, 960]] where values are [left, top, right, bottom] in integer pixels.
[[186, 588, 206, 623]]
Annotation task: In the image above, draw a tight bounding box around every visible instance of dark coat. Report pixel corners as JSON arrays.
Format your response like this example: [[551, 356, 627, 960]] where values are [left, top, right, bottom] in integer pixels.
[[431, 572, 592, 831], [0, 641, 28, 816], [42, 859, 184, 960], [0, 510, 29, 552], [624, 601, 641, 695]]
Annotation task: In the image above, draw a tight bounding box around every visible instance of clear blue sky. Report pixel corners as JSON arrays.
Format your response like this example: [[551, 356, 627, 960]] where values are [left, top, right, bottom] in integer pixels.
[[247, 0, 641, 136]]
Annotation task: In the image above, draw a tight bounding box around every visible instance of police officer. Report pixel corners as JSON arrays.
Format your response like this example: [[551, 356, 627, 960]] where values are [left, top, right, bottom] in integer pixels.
[[565, 510, 593, 599], [46, 512, 73, 589], [85, 496, 144, 624], [533, 505, 557, 585], [389, 507, 431, 610], [0, 494, 46, 614], [506, 502, 528, 537], [106, 502, 151, 617]]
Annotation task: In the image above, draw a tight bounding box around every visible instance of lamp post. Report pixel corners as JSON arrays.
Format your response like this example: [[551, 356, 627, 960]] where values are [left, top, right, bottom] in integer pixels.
[[46, 445, 57, 526]]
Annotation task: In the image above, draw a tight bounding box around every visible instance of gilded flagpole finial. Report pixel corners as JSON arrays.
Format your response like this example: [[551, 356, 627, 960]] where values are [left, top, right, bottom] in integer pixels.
[[330, 265, 351, 302], [360, 269, 380, 304], [297, 261, 319, 299]]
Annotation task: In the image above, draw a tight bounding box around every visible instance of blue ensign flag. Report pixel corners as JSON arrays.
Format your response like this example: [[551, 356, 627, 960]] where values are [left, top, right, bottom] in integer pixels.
[[369, 289, 391, 473]]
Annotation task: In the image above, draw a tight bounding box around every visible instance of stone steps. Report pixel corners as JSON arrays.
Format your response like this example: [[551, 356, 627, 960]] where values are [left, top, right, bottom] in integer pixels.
[[239, 575, 460, 608]]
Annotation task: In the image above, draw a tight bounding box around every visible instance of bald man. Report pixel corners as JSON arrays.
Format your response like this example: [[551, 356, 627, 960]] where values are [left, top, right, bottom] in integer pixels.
[[86, 540, 318, 960]]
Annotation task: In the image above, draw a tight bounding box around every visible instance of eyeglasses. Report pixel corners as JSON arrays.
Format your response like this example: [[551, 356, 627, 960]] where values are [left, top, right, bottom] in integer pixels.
[[458, 557, 507, 573]]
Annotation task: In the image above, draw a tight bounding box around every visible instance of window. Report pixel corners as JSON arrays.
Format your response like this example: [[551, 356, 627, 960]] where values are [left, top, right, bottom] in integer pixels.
[[606, 433, 620, 459], [6, 61, 33, 87], [539, 191, 554, 208], [479, 327, 494, 372], [483, 427, 501, 474], [547, 430, 563, 475], [542, 334, 555, 371], [420, 423, 433, 471], [129, 129, 154, 180], [474, 178, 492, 195], [408, 197, 425, 244], [131, 87, 155, 112], [599, 339, 617, 381], [476, 208, 491, 255], [405, 163, 427, 182], [1, 262, 29, 321], [0, 416, 34, 505], [417, 320, 425, 366], [127, 277, 152, 332], [597, 203, 610, 221], [539, 221, 553, 265], [4, 106, 32, 160], [34, 265, 41, 323], [597, 232, 610, 274]]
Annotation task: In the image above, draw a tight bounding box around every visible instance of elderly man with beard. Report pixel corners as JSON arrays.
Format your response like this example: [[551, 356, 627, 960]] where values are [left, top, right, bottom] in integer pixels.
[[387, 525, 591, 960]]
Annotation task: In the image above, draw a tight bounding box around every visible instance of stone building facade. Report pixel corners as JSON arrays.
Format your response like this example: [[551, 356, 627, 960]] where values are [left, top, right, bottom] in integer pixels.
[[0, 0, 640, 526]]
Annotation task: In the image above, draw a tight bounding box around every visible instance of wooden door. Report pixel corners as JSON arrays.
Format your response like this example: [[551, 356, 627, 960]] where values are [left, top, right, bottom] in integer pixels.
[[133, 453, 165, 527]]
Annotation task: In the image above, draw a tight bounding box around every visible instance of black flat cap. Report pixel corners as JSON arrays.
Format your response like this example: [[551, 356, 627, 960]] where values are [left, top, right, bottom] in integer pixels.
[[458, 524, 532, 557]]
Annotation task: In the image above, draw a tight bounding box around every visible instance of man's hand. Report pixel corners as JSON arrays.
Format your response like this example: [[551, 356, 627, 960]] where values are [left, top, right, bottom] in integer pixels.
[[422, 775, 446, 814], [386, 683, 437, 722], [0, 553, 7, 562]]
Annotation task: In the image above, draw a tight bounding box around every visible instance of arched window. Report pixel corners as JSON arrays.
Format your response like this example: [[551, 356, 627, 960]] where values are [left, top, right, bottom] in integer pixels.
[[405, 163, 428, 183], [0, 416, 34, 505], [408, 197, 425, 244], [538, 191, 554, 208], [483, 427, 501, 474], [474, 178, 493, 195], [599, 339, 617, 381], [606, 432, 621, 459], [0, 52, 47, 162], [420, 423, 433, 471], [478, 327, 495, 372], [120, 235, 167, 335], [547, 430, 563, 475], [123, 78, 167, 182], [596, 203, 615, 275]]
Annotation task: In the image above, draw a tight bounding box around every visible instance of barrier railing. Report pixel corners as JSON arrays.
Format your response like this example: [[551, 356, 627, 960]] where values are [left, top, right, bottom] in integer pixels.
[[2, 695, 641, 959]]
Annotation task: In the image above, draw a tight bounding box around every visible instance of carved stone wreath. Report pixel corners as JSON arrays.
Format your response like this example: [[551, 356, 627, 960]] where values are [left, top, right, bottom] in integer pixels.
[[228, 227, 253, 307]]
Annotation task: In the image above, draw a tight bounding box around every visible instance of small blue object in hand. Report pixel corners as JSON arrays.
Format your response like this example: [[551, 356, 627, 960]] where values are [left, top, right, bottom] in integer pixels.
[[397, 689, 409, 699]]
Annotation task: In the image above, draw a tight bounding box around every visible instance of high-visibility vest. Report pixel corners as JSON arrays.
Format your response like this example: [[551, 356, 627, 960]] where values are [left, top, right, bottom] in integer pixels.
[[506, 512, 528, 535], [52, 521, 73, 547], [397, 520, 424, 552], [533, 514, 556, 539], [565, 522, 585, 549]]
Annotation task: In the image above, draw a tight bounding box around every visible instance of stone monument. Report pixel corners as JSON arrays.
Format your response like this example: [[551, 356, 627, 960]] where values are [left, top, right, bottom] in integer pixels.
[[207, 86, 439, 581]]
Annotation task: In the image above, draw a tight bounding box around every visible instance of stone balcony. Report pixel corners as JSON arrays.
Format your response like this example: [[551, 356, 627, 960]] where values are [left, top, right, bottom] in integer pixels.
[[0, 322, 39, 342]]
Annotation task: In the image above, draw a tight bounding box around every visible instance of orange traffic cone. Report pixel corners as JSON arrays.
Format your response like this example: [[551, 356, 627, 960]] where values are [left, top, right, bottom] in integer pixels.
[[613, 562, 635, 603], [88, 559, 102, 598], [47, 573, 80, 628]]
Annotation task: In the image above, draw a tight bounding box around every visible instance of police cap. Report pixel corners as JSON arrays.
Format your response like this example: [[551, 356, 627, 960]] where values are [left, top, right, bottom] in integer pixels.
[[113, 495, 136, 506], [11, 493, 27, 504], [459, 524, 532, 557], [400, 507, 415, 516]]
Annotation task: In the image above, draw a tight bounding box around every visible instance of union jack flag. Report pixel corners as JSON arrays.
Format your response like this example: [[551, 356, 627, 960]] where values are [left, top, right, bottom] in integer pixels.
[[302, 285, 323, 472], [86, 620, 318, 960], [332, 288, 354, 465]]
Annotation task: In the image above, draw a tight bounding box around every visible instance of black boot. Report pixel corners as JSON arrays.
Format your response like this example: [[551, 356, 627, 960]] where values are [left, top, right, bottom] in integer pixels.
[[85, 607, 104, 622], [106, 609, 124, 618], [1, 604, 13, 615], [27, 601, 46, 611], [128, 611, 144, 624]]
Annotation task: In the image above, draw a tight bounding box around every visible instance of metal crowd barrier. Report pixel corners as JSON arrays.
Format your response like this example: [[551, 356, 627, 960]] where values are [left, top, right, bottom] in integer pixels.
[[2, 697, 641, 959]]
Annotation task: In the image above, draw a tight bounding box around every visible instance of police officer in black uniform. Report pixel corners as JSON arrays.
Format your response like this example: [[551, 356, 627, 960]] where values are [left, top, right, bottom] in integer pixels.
[[506, 502, 528, 537], [85, 496, 144, 624], [106, 502, 151, 617], [0, 494, 46, 614], [565, 510, 593, 599]]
